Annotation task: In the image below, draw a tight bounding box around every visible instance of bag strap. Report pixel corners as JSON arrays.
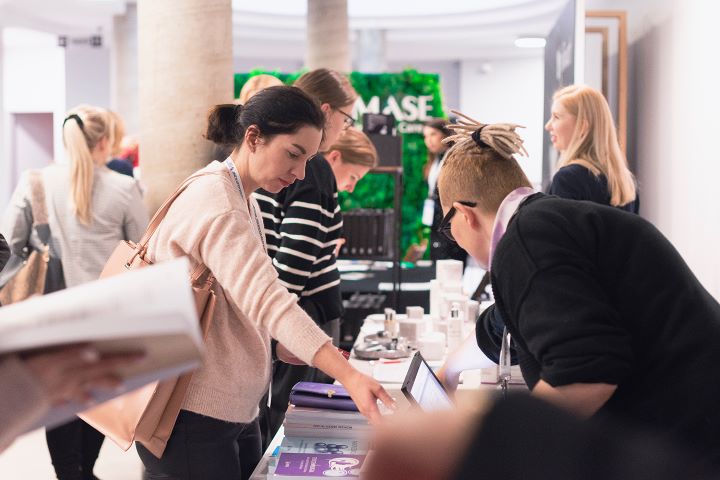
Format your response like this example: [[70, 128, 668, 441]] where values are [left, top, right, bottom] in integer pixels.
[[27, 170, 53, 248], [132, 171, 219, 283], [27, 170, 49, 226], [137, 171, 217, 249]]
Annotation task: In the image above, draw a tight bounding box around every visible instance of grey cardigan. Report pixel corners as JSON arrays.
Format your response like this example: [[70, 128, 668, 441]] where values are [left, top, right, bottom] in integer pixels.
[[1, 164, 149, 287]]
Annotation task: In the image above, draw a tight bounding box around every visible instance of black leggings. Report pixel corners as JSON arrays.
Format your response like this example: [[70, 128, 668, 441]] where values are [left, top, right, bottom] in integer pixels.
[[45, 418, 105, 480], [137, 410, 262, 480]]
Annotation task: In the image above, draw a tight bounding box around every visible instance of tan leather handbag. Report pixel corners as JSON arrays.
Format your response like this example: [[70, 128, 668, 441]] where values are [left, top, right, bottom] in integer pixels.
[[0, 171, 50, 305], [80, 172, 216, 459]]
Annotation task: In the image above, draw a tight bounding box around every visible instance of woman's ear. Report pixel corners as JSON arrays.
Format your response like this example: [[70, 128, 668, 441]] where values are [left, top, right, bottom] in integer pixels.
[[320, 103, 334, 129], [579, 119, 590, 137], [244, 125, 261, 153], [324, 150, 341, 165]]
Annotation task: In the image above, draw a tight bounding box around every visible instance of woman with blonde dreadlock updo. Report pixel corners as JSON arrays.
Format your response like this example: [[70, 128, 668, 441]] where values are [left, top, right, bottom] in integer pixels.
[[435, 110, 720, 466]]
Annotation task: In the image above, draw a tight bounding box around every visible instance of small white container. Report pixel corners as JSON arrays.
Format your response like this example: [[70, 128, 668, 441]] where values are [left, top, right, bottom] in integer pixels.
[[446, 302, 463, 350], [436, 259, 464, 285], [417, 331, 446, 361], [465, 300, 480, 323], [398, 318, 424, 342]]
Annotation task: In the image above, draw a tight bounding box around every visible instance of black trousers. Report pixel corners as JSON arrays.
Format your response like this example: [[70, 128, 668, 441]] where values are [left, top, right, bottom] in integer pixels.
[[137, 410, 261, 480], [259, 319, 339, 449], [45, 418, 105, 480]]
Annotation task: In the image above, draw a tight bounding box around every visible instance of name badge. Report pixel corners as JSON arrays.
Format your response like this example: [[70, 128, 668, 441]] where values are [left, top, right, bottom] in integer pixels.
[[422, 198, 435, 227]]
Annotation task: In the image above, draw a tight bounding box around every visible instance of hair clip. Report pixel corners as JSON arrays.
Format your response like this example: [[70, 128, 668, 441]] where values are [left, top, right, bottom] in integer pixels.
[[63, 114, 85, 131], [471, 126, 489, 149]]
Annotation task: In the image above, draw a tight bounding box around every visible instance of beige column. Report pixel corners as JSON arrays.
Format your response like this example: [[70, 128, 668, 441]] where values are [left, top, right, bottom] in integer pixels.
[[138, 0, 233, 212], [306, 0, 350, 72]]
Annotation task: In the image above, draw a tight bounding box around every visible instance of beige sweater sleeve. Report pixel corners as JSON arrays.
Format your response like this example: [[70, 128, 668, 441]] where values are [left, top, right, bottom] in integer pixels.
[[198, 209, 331, 366], [0, 356, 50, 451]]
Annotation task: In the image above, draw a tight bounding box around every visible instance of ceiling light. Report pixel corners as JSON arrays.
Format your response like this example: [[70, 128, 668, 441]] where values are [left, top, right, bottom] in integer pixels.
[[514, 37, 546, 48]]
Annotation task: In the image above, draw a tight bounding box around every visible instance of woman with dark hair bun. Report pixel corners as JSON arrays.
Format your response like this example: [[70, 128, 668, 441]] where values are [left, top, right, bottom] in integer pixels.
[[135, 85, 393, 479]]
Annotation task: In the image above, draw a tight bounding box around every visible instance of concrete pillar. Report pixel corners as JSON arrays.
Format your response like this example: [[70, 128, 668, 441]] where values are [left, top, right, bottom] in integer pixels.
[[353, 29, 387, 72], [138, 0, 233, 212], [112, 3, 139, 135], [306, 0, 350, 72]]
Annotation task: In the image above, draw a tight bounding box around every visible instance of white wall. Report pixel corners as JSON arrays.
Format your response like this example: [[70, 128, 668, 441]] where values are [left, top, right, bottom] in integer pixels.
[[1, 28, 65, 210], [587, 0, 720, 298], [8, 112, 55, 184], [65, 42, 111, 111], [459, 56, 545, 187]]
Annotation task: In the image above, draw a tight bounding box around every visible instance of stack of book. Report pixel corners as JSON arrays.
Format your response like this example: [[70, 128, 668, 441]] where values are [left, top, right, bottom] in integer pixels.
[[283, 405, 371, 439], [269, 405, 373, 479]]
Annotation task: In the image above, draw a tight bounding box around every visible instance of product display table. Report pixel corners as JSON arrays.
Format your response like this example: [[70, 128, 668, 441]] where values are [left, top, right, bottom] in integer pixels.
[[249, 310, 518, 479]]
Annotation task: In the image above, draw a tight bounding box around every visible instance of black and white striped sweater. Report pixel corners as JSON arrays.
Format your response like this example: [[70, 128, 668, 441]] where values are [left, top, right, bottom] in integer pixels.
[[252, 155, 343, 325]]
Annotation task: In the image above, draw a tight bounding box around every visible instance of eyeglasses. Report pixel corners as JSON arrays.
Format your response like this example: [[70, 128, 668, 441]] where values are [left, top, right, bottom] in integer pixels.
[[337, 108, 355, 129], [437, 201, 477, 243]]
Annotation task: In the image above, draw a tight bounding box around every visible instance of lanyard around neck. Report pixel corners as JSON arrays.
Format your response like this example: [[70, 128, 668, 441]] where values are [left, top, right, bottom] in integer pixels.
[[224, 158, 247, 201], [223, 158, 266, 252]]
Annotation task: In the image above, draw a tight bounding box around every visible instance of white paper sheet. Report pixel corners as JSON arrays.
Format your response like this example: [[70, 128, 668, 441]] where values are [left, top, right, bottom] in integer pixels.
[[0, 258, 204, 430]]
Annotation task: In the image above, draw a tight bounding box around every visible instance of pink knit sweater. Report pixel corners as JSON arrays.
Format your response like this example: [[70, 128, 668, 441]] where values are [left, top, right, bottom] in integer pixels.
[[146, 161, 331, 423]]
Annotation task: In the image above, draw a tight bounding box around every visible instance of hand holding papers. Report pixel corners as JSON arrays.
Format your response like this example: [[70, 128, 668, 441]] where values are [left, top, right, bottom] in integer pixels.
[[0, 258, 203, 432]]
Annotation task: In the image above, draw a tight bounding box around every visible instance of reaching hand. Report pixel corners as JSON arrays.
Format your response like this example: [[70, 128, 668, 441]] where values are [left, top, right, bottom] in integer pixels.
[[339, 369, 395, 424], [22, 345, 144, 406]]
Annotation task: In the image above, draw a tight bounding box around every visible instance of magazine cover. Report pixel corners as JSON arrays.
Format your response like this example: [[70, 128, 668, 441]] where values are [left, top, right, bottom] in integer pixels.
[[273, 453, 365, 479]]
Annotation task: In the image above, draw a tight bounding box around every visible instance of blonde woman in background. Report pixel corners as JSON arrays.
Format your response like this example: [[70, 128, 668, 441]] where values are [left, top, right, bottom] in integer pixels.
[[237, 74, 284, 105], [324, 127, 377, 193], [209, 74, 286, 163], [545, 84, 638, 212], [1, 104, 149, 480]]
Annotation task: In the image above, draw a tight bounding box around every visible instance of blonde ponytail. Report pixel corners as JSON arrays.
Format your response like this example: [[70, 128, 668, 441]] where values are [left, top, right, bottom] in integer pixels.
[[62, 105, 110, 225]]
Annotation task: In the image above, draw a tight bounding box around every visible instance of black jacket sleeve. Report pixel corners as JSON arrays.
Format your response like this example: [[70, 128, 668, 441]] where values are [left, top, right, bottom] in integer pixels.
[[454, 394, 717, 480], [475, 304, 518, 365], [517, 265, 633, 387]]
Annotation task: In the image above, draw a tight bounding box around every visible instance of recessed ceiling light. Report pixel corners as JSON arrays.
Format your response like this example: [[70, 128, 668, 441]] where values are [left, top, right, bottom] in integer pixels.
[[514, 37, 546, 48]]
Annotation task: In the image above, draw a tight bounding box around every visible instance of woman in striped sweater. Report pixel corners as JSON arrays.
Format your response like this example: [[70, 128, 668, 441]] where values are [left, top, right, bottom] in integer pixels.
[[253, 69, 378, 440]]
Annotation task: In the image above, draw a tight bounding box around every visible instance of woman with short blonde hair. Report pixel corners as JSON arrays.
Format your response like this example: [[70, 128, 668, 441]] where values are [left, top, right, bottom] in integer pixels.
[[237, 74, 284, 105], [545, 84, 637, 212], [323, 127, 377, 192]]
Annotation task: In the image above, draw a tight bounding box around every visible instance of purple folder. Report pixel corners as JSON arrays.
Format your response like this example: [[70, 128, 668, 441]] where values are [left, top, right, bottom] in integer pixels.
[[289, 382, 359, 412]]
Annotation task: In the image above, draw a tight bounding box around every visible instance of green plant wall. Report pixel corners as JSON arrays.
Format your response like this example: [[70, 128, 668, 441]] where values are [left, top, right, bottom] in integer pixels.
[[234, 69, 446, 254]]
